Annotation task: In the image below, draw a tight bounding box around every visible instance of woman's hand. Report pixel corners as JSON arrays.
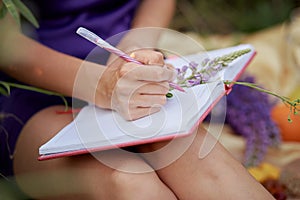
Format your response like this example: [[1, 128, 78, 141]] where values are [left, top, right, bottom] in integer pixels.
[[96, 49, 176, 120]]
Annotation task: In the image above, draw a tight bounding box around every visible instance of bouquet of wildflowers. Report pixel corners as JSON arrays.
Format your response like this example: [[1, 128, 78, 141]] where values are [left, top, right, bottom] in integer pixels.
[[170, 48, 300, 167]]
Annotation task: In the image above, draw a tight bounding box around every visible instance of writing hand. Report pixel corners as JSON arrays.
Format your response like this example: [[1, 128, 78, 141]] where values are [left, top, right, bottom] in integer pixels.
[[97, 49, 176, 120]]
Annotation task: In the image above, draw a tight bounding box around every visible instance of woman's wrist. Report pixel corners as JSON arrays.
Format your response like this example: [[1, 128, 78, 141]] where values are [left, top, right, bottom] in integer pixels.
[[71, 60, 112, 107]]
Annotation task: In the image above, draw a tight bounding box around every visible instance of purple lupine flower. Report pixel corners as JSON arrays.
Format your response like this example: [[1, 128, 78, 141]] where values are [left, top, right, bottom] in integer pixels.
[[176, 66, 188, 81], [226, 76, 281, 167], [189, 61, 198, 71], [201, 58, 210, 66], [174, 48, 251, 88], [207, 59, 217, 67], [206, 69, 219, 79], [212, 64, 223, 71], [188, 79, 201, 87], [199, 73, 211, 83], [182, 65, 188, 72]]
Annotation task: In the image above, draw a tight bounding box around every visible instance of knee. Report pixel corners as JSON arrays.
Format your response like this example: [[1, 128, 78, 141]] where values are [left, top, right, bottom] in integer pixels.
[[108, 170, 176, 200]]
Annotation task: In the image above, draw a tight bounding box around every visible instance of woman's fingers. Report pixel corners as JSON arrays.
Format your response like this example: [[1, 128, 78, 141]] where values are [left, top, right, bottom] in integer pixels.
[[130, 50, 164, 65], [131, 94, 167, 107], [119, 63, 176, 82], [128, 50, 176, 81], [113, 82, 169, 106], [112, 82, 169, 120], [138, 82, 169, 95]]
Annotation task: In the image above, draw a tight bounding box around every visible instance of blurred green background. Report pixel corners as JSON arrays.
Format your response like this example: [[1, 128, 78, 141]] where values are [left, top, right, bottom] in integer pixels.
[[171, 0, 300, 34]]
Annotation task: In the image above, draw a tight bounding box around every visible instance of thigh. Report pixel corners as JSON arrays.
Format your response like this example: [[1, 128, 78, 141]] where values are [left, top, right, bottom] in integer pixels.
[[0, 88, 73, 177], [138, 126, 273, 200], [13, 105, 176, 200]]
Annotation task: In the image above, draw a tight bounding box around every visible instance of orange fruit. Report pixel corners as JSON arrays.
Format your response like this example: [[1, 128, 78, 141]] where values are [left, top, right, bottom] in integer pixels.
[[271, 103, 300, 142]]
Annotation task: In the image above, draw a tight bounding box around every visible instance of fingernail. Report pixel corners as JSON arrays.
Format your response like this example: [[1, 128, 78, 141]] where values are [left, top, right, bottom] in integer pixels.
[[130, 52, 136, 59]]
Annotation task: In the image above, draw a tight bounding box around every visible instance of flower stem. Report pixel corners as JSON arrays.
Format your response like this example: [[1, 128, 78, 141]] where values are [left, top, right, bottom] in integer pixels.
[[224, 80, 300, 122], [0, 81, 69, 110]]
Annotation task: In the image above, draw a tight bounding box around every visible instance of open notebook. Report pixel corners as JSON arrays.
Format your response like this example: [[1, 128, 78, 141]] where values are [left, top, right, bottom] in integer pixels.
[[38, 44, 256, 160]]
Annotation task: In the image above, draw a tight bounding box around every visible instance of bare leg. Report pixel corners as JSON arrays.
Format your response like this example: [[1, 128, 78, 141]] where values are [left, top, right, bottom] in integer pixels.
[[138, 126, 275, 200], [13, 106, 177, 200]]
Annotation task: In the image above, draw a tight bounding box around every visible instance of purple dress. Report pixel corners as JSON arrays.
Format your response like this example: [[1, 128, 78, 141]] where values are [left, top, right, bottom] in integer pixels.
[[0, 0, 140, 177]]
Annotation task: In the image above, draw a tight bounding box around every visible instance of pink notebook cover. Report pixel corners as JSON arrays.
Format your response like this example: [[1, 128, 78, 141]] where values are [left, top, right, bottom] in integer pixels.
[[38, 47, 256, 161]]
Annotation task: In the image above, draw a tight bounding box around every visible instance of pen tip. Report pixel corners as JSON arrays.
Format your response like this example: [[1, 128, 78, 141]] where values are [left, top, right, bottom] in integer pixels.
[[169, 82, 186, 92]]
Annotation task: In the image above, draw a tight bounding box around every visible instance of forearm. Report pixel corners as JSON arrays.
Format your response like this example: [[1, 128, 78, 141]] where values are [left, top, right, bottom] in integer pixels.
[[0, 15, 106, 99], [1, 34, 77, 96]]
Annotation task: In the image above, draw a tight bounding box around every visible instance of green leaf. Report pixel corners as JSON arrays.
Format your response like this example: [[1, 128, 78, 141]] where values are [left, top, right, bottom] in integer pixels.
[[12, 0, 39, 28], [0, 82, 11, 95], [2, 0, 20, 26], [0, 85, 9, 96], [0, 3, 8, 18]]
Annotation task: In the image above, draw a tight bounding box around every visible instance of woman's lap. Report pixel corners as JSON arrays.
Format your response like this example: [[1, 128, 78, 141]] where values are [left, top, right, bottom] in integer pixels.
[[5, 94, 272, 199], [12, 106, 176, 199]]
